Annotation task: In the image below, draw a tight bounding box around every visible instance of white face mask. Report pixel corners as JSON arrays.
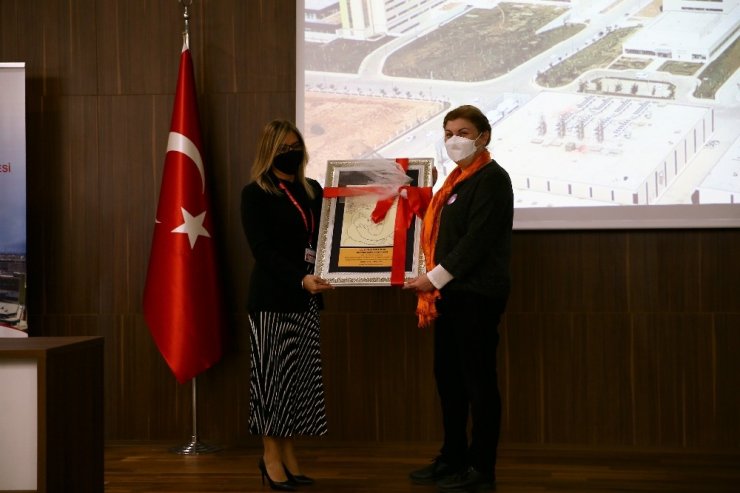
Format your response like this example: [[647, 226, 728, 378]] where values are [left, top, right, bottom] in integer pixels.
[[445, 134, 480, 162]]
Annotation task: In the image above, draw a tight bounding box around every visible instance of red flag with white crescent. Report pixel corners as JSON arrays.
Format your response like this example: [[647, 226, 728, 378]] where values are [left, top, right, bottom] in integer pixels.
[[143, 41, 224, 384]]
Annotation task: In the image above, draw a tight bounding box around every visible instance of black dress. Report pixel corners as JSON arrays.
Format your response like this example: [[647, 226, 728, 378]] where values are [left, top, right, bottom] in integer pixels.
[[240, 174, 327, 437]]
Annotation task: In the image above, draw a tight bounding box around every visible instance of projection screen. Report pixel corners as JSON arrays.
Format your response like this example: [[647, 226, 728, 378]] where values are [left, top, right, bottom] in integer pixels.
[[298, 0, 740, 229]]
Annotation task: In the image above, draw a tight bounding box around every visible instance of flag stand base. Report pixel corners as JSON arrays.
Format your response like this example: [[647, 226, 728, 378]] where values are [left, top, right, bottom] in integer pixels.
[[169, 377, 219, 454], [170, 435, 221, 455]]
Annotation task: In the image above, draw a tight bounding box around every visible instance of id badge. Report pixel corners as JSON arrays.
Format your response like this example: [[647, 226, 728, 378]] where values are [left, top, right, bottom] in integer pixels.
[[304, 248, 316, 264]]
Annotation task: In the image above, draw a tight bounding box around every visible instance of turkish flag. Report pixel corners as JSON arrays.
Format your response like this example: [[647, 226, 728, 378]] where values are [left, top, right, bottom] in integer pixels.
[[143, 41, 224, 384]]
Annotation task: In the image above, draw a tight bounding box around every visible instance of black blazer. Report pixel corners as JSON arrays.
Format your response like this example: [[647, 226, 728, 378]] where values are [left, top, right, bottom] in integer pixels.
[[435, 159, 513, 299], [241, 175, 323, 312]]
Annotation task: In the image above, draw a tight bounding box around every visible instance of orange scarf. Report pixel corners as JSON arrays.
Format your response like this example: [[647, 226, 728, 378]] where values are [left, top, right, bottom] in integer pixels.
[[416, 150, 491, 327]]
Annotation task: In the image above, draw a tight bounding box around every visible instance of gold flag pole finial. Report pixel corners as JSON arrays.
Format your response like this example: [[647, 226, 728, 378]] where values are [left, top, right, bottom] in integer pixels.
[[179, 0, 193, 47]]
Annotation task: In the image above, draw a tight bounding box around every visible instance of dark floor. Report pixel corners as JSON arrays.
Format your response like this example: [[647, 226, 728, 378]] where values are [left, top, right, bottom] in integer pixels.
[[103, 441, 740, 492]]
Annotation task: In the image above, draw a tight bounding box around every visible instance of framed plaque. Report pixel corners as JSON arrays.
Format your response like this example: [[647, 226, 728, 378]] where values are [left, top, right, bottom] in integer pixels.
[[315, 158, 434, 286]]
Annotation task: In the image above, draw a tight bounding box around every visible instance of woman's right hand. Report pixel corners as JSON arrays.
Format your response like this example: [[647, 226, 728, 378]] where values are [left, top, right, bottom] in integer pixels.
[[302, 275, 334, 294], [403, 274, 435, 292]]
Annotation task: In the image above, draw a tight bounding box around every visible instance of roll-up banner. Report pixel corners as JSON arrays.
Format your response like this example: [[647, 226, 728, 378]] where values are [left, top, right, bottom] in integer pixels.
[[0, 63, 28, 337]]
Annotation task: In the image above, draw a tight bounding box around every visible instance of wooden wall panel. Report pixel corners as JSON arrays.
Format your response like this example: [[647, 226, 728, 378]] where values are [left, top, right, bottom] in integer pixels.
[[633, 314, 704, 447], [0, 1, 20, 55], [201, 0, 296, 94], [32, 96, 101, 314], [1, 0, 738, 450], [714, 314, 740, 448], [509, 231, 631, 313], [202, 0, 296, 94], [628, 232, 704, 312], [700, 232, 740, 312], [540, 314, 634, 445], [320, 311, 436, 442], [96, 0, 181, 95], [500, 312, 550, 444], [32, 0, 99, 95], [96, 94, 170, 314]]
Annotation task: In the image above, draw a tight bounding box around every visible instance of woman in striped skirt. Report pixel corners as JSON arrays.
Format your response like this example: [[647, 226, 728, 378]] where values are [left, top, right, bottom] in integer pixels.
[[241, 120, 334, 491]]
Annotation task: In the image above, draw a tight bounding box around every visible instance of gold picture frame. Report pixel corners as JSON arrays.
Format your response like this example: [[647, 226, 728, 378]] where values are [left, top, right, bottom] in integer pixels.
[[315, 158, 434, 286]]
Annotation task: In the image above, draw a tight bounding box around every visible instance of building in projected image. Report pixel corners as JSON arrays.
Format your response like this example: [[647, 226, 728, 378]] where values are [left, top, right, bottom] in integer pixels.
[[623, 0, 740, 62], [305, 0, 342, 42], [491, 92, 715, 206], [664, 0, 738, 13], [338, 0, 446, 40], [696, 136, 740, 204]]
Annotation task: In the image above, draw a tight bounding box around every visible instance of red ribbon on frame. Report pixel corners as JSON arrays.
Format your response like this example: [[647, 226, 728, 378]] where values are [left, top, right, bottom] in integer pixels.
[[324, 158, 432, 286]]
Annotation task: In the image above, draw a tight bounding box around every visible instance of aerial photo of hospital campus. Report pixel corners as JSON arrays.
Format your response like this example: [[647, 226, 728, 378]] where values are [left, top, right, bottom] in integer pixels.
[[302, 0, 740, 208], [0, 254, 26, 332]]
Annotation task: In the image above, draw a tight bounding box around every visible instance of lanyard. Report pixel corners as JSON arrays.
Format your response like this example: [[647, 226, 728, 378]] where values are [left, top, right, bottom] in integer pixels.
[[278, 182, 315, 246]]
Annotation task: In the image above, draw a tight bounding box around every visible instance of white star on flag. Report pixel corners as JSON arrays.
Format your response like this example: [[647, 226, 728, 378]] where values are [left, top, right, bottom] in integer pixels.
[[171, 207, 211, 248]]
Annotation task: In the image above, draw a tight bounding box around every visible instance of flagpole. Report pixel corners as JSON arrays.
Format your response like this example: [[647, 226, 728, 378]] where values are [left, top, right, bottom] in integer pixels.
[[170, 377, 220, 454], [180, 0, 191, 47], [168, 0, 219, 455]]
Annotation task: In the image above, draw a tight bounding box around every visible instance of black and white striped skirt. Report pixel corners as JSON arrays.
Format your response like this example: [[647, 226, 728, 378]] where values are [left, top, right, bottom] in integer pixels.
[[248, 297, 328, 437]]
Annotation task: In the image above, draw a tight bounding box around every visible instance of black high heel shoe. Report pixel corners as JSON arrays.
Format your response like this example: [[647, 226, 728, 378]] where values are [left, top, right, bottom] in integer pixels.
[[283, 464, 315, 486], [258, 459, 296, 491]]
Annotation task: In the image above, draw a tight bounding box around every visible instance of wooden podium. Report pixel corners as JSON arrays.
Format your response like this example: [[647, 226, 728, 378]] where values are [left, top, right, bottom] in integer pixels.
[[0, 336, 103, 492]]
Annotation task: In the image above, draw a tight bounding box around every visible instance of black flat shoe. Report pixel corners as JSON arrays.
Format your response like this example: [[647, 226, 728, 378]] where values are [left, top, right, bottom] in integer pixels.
[[258, 458, 296, 491], [409, 456, 463, 485], [437, 466, 496, 491], [283, 464, 315, 485]]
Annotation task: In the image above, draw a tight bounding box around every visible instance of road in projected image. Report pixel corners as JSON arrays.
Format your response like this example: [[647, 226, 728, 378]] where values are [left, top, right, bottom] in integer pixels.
[[301, 0, 740, 228]]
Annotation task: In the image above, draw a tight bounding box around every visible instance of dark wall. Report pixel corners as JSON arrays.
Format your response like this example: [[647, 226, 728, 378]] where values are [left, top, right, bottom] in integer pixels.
[[1, 0, 738, 449]]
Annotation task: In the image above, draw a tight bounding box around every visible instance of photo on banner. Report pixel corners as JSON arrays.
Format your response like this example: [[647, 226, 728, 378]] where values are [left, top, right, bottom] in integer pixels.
[[0, 63, 28, 337]]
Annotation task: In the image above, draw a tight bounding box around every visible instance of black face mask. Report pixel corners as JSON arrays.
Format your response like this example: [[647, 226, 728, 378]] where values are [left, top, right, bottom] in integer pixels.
[[273, 150, 304, 175]]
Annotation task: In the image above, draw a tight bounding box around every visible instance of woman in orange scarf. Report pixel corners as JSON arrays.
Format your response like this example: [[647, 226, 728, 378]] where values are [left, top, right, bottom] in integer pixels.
[[405, 105, 513, 492]]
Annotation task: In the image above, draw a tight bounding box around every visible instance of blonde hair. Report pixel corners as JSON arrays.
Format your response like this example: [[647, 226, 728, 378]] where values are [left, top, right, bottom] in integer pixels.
[[251, 120, 315, 198]]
